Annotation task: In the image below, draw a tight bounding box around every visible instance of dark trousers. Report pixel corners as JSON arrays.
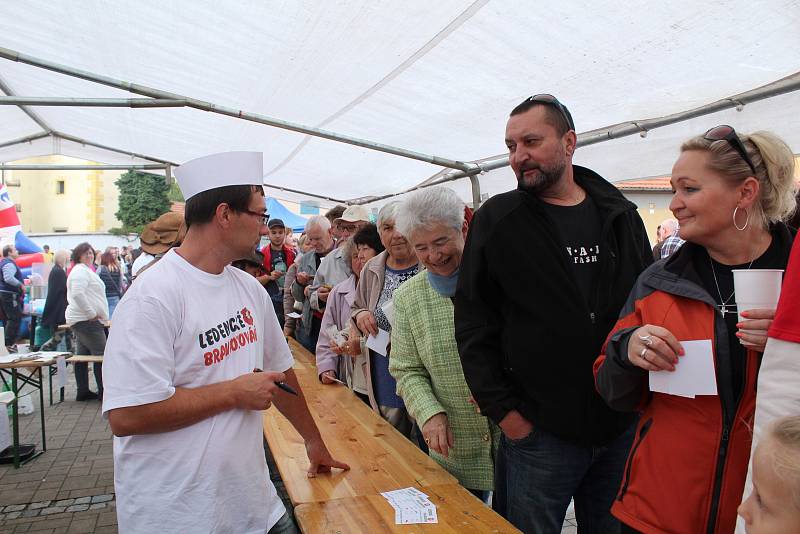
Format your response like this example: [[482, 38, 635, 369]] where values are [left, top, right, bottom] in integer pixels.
[[0, 291, 22, 346], [72, 320, 106, 396], [271, 298, 285, 328], [496, 423, 636, 534]]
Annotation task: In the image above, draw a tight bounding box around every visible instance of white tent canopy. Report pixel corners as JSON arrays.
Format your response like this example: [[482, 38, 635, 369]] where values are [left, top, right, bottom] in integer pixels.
[[0, 1, 799, 208]]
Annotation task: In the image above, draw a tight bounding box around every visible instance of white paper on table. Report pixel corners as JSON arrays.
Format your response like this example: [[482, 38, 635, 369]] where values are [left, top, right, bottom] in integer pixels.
[[649, 339, 717, 398], [381, 488, 438, 525], [57, 356, 67, 389], [287, 311, 302, 319], [0, 354, 18, 364], [366, 328, 390, 357]]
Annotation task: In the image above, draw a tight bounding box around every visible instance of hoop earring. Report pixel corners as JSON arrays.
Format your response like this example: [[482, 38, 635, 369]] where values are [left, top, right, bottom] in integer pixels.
[[733, 206, 749, 231]]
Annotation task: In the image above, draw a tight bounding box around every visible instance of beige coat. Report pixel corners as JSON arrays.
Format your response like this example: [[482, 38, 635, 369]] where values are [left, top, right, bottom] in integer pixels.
[[350, 251, 388, 411]]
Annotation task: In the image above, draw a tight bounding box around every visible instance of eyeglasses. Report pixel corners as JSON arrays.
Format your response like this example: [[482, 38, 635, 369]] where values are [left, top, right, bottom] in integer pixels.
[[524, 94, 575, 131], [703, 125, 756, 174], [240, 209, 270, 225]]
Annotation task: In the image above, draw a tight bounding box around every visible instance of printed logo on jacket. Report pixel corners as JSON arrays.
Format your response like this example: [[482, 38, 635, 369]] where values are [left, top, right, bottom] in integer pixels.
[[198, 307, 258, 366]]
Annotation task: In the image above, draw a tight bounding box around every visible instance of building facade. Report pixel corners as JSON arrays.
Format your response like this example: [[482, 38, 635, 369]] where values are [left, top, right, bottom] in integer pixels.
[[2, 155, 123, 234]]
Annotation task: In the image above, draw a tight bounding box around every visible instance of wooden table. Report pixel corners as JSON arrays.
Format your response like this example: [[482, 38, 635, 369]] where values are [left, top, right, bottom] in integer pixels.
[[66, 355, 104, 363], [0, 357, 55, 468], [264, 338, 456, 504], [264, 339, 519, 533], [294, 484, 519, 533]]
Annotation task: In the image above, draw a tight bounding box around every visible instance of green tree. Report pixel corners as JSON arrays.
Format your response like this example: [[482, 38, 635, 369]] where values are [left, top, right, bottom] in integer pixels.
[[167, 181, 184, 202], [114, 171, 171, 234]]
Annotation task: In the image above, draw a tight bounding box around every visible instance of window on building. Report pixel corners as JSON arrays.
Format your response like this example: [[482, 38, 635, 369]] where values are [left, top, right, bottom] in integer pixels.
[[56, 180, 65, 195], [53, 227, 68, 233], [15, 204, 21, 213]]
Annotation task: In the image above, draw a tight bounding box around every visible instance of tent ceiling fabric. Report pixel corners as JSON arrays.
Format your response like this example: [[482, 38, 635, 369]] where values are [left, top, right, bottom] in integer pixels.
[[0, 0, 799, 205]]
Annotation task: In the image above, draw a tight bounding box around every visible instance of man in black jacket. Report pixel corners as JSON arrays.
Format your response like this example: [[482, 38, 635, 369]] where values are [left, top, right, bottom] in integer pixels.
[[455, 95, 652, 533]]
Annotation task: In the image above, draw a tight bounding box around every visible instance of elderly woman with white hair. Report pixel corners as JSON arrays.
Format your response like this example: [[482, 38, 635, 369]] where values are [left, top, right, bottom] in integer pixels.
[[350, 201, 420, 438], [389, 186, 498, 499]]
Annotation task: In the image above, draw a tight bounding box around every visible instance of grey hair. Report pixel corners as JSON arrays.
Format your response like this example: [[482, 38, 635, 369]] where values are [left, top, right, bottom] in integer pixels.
[[340, 237, 355, 272], [304, 215, 331, 232], [377, 201, 402, 227], [395, 187, 464, 238], [660, 218, 679, 234]]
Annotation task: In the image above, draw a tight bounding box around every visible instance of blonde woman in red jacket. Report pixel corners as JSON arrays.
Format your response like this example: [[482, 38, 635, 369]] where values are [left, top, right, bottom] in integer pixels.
[[594, 126, 796, 534]]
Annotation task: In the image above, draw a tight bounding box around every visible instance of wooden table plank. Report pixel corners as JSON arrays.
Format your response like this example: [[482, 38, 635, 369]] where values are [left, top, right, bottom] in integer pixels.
[[264, 339, 456, 505], [293, 484, 520, 533], [66, 355, 104, 363]]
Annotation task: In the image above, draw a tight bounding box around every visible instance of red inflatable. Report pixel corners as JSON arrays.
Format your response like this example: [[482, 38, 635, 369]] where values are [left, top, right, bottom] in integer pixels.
[[16, 253, 44, 269]]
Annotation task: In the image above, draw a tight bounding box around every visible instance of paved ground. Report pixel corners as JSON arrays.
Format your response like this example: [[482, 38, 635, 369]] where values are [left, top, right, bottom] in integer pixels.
[[0, 366, 578, 533]]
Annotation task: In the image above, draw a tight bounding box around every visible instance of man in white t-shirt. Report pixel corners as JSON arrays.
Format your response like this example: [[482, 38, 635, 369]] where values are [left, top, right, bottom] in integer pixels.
[[103, 152, 349, 534]]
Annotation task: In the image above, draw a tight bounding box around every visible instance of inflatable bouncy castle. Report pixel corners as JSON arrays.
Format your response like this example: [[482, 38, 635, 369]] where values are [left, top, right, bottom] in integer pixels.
[[0, 184, 44, 278]]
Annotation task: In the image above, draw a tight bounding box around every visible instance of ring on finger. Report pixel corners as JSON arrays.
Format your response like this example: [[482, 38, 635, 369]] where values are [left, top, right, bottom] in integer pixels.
[[640, 347, 648, 361], [638, 334, 654, 346]]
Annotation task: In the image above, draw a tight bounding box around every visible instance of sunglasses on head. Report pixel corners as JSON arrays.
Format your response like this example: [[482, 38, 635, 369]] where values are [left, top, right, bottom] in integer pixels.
[[524, 94, 575, 131], [703, 125, 756, 174]]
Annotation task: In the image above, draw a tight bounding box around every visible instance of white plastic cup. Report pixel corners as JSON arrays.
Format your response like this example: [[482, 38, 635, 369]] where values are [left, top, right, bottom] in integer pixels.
[[733, 269, 784, 322], [16, 343, 29, 354], [733, 269, 783, 346]]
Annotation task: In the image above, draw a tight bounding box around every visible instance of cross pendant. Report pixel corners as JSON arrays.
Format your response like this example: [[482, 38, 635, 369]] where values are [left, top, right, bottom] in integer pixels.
[[721, 304, 727, 315]]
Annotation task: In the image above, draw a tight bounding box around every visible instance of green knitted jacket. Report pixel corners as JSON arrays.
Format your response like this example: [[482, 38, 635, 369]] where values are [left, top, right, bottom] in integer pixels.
[[389, 271, 498, 490]]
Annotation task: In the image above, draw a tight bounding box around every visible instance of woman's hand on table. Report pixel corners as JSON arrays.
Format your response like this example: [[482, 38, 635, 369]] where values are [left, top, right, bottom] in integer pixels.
[[422, 413, 454, 458], [320, 370, 338, 384], [305, 436, 350, 477], [628, 325, 684, 372], [737, 308, 776, 353]]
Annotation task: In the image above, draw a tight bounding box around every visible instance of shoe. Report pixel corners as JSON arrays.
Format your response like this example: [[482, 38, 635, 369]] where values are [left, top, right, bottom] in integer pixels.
[[75, 391, 99, 402]]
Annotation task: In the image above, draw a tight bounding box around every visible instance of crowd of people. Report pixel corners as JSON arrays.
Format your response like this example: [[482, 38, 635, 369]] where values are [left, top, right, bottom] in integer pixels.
[[91, 96, 800, 534]]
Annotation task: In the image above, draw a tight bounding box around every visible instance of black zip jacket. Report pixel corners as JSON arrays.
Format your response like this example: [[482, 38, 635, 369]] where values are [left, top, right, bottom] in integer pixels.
[[454, 165, 653, 445]]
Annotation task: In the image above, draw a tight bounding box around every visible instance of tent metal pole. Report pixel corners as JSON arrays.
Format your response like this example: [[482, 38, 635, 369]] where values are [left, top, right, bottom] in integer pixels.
[[0, 75, 54, 134], [52, 131, 178, 166], [0, 164, 167, 171], [0, 46, 479, 174], [0, 132, 51, 150], [468, 174, 482, 209], [371, 71, 800, 200], [262, 183, 348, 204], [0, 97, 187, 107]]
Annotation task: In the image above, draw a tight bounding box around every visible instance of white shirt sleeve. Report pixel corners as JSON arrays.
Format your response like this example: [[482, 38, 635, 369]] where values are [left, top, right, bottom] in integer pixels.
[[102, 294, 178, 414]]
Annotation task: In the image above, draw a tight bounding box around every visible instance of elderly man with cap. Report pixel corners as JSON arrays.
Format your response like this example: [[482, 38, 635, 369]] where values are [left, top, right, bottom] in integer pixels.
[[309, 205, 370, 314], [130, 211, 187, 279], [260, 218, 295, 327], [102, 152, 348, 534]]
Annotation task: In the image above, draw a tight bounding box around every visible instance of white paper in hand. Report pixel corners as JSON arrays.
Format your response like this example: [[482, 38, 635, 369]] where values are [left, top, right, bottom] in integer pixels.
[[366, 328, 390, 357], [649, 339, 717, 398]]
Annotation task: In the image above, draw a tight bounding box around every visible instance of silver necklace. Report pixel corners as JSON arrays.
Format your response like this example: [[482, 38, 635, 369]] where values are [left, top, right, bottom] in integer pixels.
[[708, 252, 755, 316]]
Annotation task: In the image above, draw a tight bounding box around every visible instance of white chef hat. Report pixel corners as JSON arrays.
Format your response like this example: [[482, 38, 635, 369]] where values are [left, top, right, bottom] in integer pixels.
[[174, 151, 263, 200]]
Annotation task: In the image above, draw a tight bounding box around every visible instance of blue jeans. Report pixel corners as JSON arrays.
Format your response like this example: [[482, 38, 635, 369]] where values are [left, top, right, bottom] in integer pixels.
[[107, 295, 120, 318], [498, 423, 636, 534]]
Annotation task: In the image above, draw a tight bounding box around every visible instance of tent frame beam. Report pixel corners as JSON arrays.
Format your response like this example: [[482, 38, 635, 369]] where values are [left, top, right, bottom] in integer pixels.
[[0, 46, 480, 175], [0, 164, 167, 170], [0, 97, 187, 108], [348, 71, 800, 204]]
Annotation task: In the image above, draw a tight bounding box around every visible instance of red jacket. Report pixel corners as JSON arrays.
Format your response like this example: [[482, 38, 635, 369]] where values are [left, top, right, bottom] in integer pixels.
[[594, 228, 793, 534], [261, 244, 296, 273]]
